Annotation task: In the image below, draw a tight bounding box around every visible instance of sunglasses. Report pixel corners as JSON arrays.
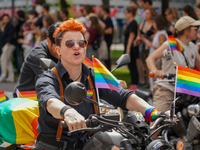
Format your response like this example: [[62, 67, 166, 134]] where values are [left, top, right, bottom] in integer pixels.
[[190, 26, 198, 31], [65, 40, 88, 48]]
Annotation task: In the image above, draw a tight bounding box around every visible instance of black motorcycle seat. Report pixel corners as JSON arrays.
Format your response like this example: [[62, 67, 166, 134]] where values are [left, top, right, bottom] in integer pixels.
[[135, 88, 152, 100]]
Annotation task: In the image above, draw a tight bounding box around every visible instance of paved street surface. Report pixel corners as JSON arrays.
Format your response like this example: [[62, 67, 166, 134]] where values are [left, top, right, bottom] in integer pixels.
[[0, 81, 17, 99]]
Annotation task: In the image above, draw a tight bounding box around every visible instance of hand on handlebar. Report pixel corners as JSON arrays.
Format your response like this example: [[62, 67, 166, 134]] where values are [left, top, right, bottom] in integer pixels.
[[64, 108, 87, 131], [150, 70, 165, 79]]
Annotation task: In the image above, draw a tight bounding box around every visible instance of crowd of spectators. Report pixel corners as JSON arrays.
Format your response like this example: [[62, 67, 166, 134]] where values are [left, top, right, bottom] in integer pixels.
[[0, 0, 200, 92]]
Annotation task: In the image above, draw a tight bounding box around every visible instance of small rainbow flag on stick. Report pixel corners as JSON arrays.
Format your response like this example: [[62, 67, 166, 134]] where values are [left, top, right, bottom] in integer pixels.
[[0, 91, 6, 103], [176, 66, 200, 97], [168, 35, 184, 53], [93, 57, 119, 92], [16, 90, 37, 100]]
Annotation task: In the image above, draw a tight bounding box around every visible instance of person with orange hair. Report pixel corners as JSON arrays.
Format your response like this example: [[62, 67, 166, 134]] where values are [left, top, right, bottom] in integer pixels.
[[34, 18, 169, 150]]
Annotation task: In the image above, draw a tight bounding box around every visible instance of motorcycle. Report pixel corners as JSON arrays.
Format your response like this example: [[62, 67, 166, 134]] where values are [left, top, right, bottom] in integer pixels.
[[149, 72, 200, 150], [59, 81, 191, 150]]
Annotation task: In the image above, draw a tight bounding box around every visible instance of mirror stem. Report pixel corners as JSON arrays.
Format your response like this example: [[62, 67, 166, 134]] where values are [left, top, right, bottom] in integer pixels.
[[111, 65, 118, 73], [83, 97, 99, 106]]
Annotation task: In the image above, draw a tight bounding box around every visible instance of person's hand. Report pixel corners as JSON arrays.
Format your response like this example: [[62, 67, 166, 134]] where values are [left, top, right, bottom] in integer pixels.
[[118, 80, 127, 89], [64, 108, 87, 131], [145, 40, 152, 47], [153, 70, 165, 78], [23, 31, 28, 37], [18, 38, 24, 44]]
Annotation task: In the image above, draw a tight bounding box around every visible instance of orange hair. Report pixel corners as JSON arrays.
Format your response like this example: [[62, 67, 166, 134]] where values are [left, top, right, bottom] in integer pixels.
[[53, 18, 86, 39]]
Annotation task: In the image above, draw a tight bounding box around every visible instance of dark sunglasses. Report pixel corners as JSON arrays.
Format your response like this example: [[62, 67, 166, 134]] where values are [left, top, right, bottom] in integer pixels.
[[65, 40, 88, 48]]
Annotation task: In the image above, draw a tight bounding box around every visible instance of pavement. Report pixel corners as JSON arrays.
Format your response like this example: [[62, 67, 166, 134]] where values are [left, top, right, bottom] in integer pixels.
[[0, 81, 16, 99]]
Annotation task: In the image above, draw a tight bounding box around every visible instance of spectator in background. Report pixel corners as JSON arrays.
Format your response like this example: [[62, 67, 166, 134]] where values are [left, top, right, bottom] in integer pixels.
[[49, 9, 61, 22], [143, 15, 167, 90], [100, 5, 114, 71], [196, 3, 200, 20], [27, 9, 38, 24], [196, 4, 200, 43], [182, 5, 198, 20], [13, 10, 26, 73], [18, 23, 34, 58], [124, 6, 139, 90], [34, 5, 43, 29], [60, 8, 68, 21], [0, 14, 16, 82], [83, 5, 106, 30], [130, 2, 145, 87], [138, 8, 156, 87], [85, 16, 103, 60], [182, 5, 198, 44], [42, 3, 49, 16], [42, 15, 54, 31], [141, 0, 153, 9], [165, 7, 179, 35]]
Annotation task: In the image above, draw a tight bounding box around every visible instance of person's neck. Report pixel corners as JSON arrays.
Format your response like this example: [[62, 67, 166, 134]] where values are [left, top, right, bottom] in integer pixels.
[[103, 14, 109, 20], [128, 16, 134, 22], [177, 35, 190, 46], [62, 60, 82, 81]]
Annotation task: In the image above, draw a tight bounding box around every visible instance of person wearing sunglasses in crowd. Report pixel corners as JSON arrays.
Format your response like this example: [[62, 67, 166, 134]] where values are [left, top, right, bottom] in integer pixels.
[[12, 22, 60, 97], [32, 18, 170, 150], [146, 16, 200, 114]]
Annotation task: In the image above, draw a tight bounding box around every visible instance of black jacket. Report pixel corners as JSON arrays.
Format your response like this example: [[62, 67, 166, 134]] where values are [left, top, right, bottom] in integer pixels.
[[2, 22, 15, 47]]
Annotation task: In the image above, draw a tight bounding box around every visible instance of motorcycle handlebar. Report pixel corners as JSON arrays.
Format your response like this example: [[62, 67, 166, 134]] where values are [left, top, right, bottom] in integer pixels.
[[61, 116, 100, 128], [150, 117, 164, 131], [149, 72, 175, 79]]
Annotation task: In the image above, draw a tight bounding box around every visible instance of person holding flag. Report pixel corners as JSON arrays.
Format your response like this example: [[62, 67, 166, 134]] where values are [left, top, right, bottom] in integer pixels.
[[34, 18, 168, 150], [146, 16, 200, 113]]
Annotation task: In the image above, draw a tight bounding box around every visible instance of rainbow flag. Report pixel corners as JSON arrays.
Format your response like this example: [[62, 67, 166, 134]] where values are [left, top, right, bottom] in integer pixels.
[[93, 57, 119, 92], [168, 35, 184, 53], [16, 90, 37, 100], [0, 98, 39, 145], [84, 57, 93, 67], [0, 91, 6, 103], [86, 90, 93, 98], [176, 66, 200, 97]]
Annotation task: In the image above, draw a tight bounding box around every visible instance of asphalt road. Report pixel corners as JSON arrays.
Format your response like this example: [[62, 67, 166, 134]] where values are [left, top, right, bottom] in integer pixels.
[[0, 81, 17, 99]]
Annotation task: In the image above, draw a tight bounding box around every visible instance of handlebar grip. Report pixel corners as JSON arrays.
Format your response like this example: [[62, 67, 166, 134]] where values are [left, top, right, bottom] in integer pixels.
[[60, 118, 98, 128], [149, 72, 154, 78]]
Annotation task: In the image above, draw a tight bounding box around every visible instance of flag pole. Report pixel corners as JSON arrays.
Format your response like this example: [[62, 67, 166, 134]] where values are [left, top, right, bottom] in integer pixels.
[[166, 34, 177, 68], [171, 65, 178, 121], [95, 87, 101, 115]]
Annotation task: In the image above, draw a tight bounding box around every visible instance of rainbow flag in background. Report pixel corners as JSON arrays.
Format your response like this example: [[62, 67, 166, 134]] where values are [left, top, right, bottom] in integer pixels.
[[0, 91, 6, 103], [0, 98, 39, 145], [93, 57, 119, 92], [176, 66, 200, 97], [86, 90, 93, 98], [16, 90, 37, 100], [84, 57, 93, 67], [168, 35, 184, 53]]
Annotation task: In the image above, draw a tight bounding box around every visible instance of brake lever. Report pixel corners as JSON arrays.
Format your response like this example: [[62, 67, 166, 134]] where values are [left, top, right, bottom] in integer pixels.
[[67, 126, 102, 136]]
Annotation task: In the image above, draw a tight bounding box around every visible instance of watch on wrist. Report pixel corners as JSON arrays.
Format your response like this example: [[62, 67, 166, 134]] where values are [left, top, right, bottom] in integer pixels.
[[60, 105, 71, 118]]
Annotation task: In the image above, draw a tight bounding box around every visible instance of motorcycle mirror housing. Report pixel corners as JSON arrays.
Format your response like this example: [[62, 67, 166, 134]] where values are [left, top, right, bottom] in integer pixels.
[[111, 54, 130, 73], [64, 82, 99, 106], [64, 82, 86, 105], [40, 58, 56, 71]]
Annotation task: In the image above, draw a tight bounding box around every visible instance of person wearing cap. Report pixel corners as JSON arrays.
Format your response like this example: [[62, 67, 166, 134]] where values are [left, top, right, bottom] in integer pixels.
[[146, 16, 200, 113], [12, 22, 60, 97]]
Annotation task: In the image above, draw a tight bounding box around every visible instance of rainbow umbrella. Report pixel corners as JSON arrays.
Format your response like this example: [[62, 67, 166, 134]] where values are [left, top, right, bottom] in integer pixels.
[[0, 98, 39, 145]]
